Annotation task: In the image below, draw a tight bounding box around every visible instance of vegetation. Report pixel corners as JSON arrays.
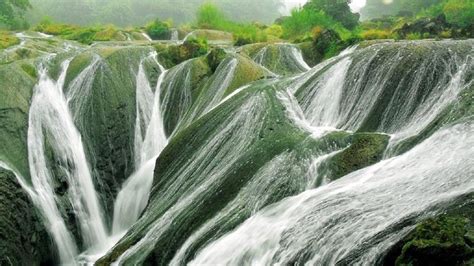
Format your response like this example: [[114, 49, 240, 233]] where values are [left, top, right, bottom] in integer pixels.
[[359, 0, 473, 39], [0, 31, 20, 49], [196, 3, 270, 46], [157, 37, 209, 67], [304, 0, 360, 29], [0, 0, 31, 30], [145, 18, 171, 40]]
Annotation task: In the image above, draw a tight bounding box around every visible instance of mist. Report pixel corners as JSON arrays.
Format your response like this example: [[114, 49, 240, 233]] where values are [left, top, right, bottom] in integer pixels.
[[27, 0, 288, 26]]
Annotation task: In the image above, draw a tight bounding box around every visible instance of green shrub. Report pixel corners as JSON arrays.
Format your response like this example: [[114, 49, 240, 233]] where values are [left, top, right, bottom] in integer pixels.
[[145, 18, 171, 40]]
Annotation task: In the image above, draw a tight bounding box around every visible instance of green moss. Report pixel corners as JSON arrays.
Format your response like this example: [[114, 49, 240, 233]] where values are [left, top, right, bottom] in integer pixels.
[[298, 41, 323, 67], [206, 47, 227, 72], [20, 63, 37, 79], [0, 31, 20, 49], [395, 216, 473, 266], [157, 37, 209, 68], [328, 133, 389, 180], [226, 54, 266, 95], [94, 26, 123, 42]]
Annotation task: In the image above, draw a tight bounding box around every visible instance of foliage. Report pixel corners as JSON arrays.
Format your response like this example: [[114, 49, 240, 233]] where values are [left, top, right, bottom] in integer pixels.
[[145, 18, 171, 40], [0, 0, 31, 30], [0, 31, 20, 49], [196, 3, 268, 45], [304, 0, 360, 29], [443, 0, 474, 27], [281, 7, 350, 41]]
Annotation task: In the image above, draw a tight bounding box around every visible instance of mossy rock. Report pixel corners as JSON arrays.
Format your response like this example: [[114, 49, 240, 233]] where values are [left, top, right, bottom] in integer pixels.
[[98, 82, 351, 265], [64, 46, 160, 218], [0, 167, 54, 265], [325, 133, 390, 180], [0, 60, 37, 180], [185, 30, 233, 42], [157, 38, 209, 68], [298, 41, 323, 67], [388, 216, 473, 266]]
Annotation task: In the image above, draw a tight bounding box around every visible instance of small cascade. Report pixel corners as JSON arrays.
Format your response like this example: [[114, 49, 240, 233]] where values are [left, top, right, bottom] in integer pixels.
[[27, 60, 108, 263], [171, 29, 179, 41], [112, 53, 168, 234], [141, 32, 153, 42], [250, 43, 310, 75], [160, 60, 194, 135], [186, 57, 239, 122]]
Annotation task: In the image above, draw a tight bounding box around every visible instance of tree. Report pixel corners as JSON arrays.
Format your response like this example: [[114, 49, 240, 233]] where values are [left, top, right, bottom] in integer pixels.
[[0, 0, 31, 29], [305, 0, 360, 29]]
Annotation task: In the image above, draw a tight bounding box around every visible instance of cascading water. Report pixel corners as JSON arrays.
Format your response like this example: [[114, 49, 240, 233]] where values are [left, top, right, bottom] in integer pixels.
[[3, 36, 472, 265], [112, 53, 168, 234], [191, 122, 474, 265], [27, 60, 107, 263], [189, 40, 474, 265]]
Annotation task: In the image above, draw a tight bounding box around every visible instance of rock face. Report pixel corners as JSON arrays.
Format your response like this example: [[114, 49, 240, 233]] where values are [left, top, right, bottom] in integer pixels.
[[64, 46, 161, 218], [0, 60, 36, 180], [0, 167, 53, 265], [326, 133, 390, 181], [383, 195, 474, 266], [97, 80, 352, 265]]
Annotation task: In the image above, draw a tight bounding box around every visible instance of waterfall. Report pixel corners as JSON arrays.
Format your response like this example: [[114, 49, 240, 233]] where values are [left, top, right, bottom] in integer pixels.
[[251, 44, 311, 75], [112, 53, 168, 234], [191, 122, 474, 265], [171, 29, 179, 41], [296, 41, 473, 147], [27, 60, 107, 263], [141, 32, 153, 42]]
